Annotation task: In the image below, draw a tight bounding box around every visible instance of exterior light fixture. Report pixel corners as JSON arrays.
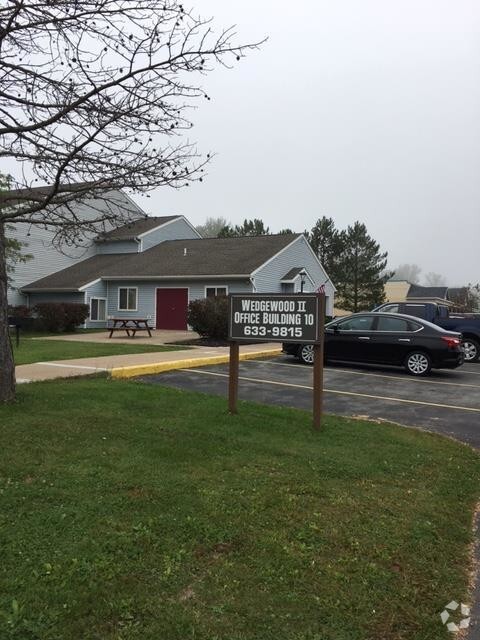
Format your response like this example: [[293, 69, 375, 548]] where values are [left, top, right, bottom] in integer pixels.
[[299, 269, 307, 293]]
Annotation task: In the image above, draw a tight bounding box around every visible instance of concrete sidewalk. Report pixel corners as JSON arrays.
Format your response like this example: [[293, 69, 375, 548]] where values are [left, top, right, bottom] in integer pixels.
[[15, 343, 282, 383]]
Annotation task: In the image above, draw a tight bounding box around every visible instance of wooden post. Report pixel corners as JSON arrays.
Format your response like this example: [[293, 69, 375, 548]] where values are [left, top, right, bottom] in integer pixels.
[[313, 294, 326, 430], [228, 341, 239, 414]]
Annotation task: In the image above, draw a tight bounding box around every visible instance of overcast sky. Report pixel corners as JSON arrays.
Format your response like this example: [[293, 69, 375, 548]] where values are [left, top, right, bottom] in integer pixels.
[[133, 0, 480, 286]]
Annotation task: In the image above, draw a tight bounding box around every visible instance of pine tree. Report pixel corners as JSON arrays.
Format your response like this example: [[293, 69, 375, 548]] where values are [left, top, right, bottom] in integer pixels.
[[217, 219, 270, 237], [306, 217, 344, 285], [335, 221, 391, 312]]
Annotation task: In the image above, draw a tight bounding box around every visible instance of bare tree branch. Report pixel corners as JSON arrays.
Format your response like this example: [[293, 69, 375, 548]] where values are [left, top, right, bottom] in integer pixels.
[[0, 0, 264, 403], [0, 0, 263, 226]]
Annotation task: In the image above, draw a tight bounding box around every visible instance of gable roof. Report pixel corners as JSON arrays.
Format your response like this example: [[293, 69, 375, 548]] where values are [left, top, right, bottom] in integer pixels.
[[95, 215, 180, 242], [281, 267, 304, 282], [23, 234, 301, 291], [407, 284, 449, 299]]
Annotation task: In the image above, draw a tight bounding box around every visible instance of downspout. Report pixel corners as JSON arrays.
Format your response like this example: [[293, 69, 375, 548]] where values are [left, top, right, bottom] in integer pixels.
[[250, 276, 256, 292], [83, 291, 87, 329]]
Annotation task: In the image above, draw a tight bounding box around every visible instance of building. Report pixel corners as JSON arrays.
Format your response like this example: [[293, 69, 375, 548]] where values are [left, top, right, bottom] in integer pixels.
[[6, 188, 146, 306], [384, 280, 454, 307], [8, 199, 335, 329]]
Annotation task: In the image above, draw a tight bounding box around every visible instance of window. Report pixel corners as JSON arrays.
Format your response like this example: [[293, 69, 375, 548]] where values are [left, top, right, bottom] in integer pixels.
[[404, 304, 427, 319], [376, 316, 410, 332], [337, 316, 374, 331], [206, 286, 228, 298], [118, 287, 137, 311], [90, 298, 107, 321], [380, 304, 399, 313]]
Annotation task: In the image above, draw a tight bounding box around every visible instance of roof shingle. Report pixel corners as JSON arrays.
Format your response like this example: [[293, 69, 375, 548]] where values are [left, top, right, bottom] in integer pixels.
[[23, 234, 301, 291], [95, 216, 180, 241], [407, 284, 449, 299]]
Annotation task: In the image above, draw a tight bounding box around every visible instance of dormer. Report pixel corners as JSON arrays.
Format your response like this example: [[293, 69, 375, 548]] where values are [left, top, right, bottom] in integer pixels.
[[95, 215, 201, 254]]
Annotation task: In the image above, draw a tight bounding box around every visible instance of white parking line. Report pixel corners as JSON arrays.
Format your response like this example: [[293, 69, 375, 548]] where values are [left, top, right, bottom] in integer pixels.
[[181, 368, 480, 414], [37, 362, 107, 371], [252, 360, 480, 389]]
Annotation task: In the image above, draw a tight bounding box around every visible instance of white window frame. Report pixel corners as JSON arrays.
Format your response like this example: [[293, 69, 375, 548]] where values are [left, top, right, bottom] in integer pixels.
[[90, 297, 107, 322], [204, 285, 229, 298], [118, 287, 138, 311]]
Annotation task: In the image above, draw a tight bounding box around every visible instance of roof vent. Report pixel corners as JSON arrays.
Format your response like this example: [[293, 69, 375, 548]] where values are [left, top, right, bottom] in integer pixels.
[[184, 247, 187, 256]]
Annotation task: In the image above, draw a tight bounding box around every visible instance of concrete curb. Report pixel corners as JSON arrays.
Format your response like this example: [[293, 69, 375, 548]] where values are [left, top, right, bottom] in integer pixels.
[[110, 348, 282, 379]]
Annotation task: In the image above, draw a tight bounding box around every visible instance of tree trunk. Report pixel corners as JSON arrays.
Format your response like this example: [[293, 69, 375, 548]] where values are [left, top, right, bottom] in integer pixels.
[[0, 222, 16, 403]]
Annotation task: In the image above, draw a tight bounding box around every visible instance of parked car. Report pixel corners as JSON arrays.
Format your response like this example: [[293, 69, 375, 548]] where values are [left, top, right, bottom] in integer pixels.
[[282, 312, 464, 376], [373, 302, 480, 362]]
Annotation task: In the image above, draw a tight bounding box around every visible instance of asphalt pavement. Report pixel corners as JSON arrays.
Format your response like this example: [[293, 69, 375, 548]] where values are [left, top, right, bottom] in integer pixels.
[[140, 356, 480, 449]]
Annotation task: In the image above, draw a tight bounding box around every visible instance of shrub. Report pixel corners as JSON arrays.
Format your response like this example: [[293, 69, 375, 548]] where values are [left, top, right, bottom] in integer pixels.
[[33, 302, 89, 332], [7, 305, 31, 319], [63, 303, 89, 331], [187, 296, 229, 340], [33, 303, 66, 332]]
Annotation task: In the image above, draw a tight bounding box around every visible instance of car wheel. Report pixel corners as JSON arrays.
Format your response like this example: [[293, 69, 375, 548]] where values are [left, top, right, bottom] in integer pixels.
[[405, 351, 432, 376], [462, 338, 479, 362], [299, 344, 314, 365]]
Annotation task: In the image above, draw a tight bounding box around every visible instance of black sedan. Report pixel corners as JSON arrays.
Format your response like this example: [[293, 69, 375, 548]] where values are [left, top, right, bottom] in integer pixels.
[[282, 312, 464, 376]]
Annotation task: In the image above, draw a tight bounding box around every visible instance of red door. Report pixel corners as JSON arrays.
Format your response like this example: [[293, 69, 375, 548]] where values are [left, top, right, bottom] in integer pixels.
[[156, 288, 188, 330]]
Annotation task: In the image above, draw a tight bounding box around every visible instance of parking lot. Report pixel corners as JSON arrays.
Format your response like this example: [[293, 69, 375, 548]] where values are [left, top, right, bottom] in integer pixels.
[[141, 356, 480, 449]]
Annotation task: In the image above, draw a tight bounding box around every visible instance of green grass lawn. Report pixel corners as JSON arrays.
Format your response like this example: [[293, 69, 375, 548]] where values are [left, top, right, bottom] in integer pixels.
[[12, 336, 190, 365], [0, 379, 479, 640]]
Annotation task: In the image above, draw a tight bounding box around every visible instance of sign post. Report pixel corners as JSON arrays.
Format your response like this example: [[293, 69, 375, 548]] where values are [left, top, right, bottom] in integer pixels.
[[312, 294, 326, 430], [228, 293, 325, 429], [228, 341, 239, 414]]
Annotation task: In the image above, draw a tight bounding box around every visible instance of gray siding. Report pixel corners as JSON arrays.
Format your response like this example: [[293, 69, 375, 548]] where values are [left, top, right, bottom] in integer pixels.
[[7, 223, 96, 306], [6, 189, 145, 306], [253, 235, 335, 315], [96, 240, 139, 254], [105, 279, 252, 328], [141, 217, 200, 251]]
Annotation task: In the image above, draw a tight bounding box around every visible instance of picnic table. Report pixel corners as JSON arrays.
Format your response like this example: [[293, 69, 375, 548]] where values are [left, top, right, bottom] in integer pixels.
[[108, 318, 153, 338]]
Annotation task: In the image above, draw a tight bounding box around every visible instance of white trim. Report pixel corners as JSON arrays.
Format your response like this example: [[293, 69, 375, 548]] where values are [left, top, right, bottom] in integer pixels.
[[118, 286, 138, 311], [136, 216, 181, 238], [22, 288, 81, 293], [204, 285, 229, 298], [298, 235, 337, 292], [137, 215, 202, 240], [155, 286, 190, 330], [82, 291, 87, 329], [90, 296, 107, 322], [281, 271, 315, 286], [297, 270, 315, 291], [79, 278, 102, 291], [250, 235, 303, 277]]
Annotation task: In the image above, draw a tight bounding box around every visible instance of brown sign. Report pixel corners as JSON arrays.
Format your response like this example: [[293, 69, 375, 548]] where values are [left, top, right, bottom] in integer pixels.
[[229, 293, 322, 343], [227, 293, 326, 430]]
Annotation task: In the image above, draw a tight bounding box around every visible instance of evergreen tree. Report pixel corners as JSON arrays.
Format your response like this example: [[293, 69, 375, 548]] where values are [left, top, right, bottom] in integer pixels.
[[306, 216, 344, 285], [335, 221, 391, 312], [217, 218, 270, 237]]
